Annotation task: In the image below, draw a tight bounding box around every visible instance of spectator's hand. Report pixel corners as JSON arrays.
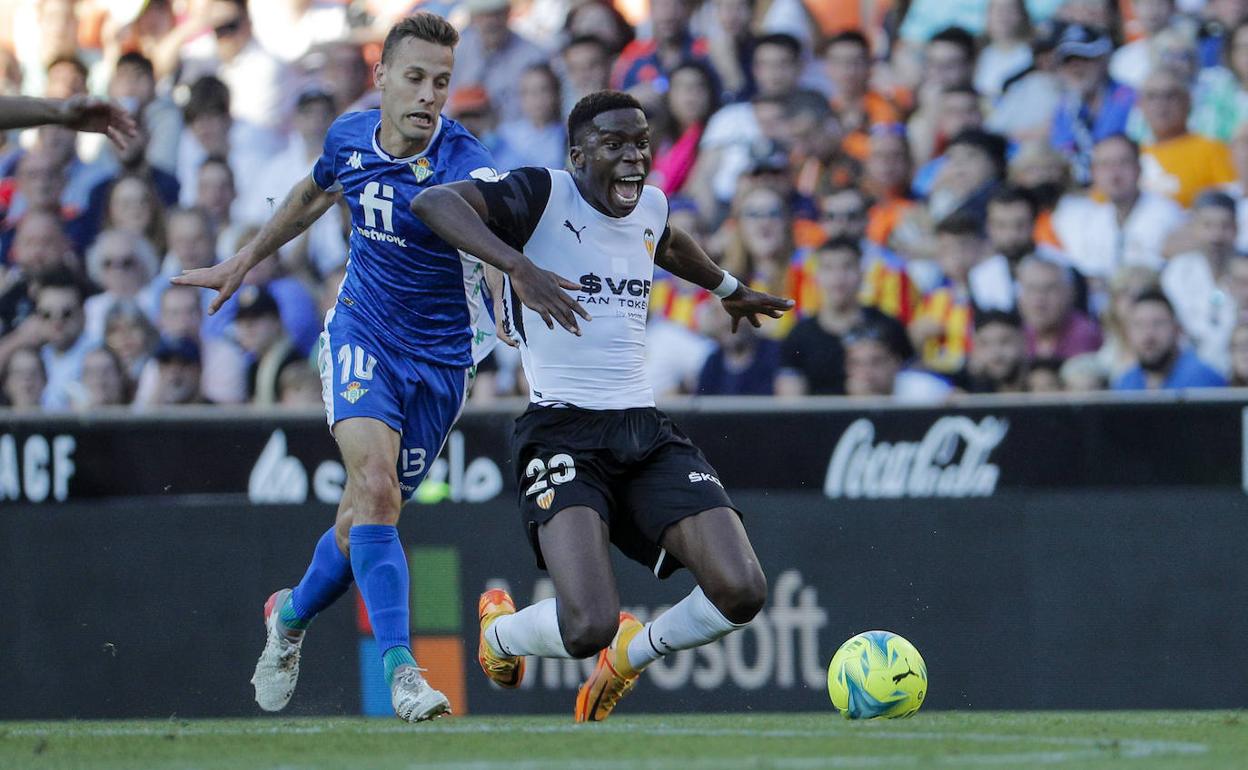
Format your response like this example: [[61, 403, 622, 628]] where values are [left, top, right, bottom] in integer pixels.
[[58, 95, 139, 149], [10, 314, 50, 348], [909, 316, 944, 345], [508, 258, 590, 336], [170, 252, 249, 315], [721, 286, 794, 333]]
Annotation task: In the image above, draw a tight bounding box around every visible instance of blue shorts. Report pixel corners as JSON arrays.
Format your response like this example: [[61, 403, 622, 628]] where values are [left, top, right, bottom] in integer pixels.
[[318, 308, 469, 500]]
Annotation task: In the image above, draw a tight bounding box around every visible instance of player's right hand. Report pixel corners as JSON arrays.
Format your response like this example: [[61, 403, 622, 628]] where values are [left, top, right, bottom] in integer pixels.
[[509, 259, 591, 336], [170, 256, 247, 315], [59, 95, 139, 150]]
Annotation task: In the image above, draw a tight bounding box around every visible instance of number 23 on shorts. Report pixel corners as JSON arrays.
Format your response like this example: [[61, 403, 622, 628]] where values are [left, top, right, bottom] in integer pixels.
[[524, 454, 577, 510]]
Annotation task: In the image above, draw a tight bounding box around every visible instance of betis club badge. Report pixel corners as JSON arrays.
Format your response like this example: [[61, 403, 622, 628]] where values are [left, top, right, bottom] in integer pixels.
[[410, 158, 433, 183], [340, 381, 368, 404]]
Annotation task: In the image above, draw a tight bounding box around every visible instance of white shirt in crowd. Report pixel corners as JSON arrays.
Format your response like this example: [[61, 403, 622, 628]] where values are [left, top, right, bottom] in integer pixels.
[[645, 319, 716, 397], [237, 136, 349, 277], [968, 244, 1071, 312], [698, 103, 762, 204], [182, 39, 295, 134], [40, 333, 94, 411], [131, 338, 248, 406], [1224, 186, 1248, 253], [1052, 191, 1186, 280], [249, 1, 350, 63], [1109, 39, 1152, 90], [974, 43, 1033, 98], [1161, 252, 1237, 376]]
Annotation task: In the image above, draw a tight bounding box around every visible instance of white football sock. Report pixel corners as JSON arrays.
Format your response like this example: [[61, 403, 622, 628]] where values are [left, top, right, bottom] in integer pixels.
[[487, 597, 574, 659], [626, 586, 745, 671]]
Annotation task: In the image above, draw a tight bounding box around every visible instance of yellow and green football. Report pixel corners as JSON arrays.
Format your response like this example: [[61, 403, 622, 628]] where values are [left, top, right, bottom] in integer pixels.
[[827, 630, 927, 719]]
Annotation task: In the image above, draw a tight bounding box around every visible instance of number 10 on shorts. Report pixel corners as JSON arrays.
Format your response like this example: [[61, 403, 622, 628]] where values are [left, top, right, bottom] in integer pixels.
[[525, 454, 576, 510]]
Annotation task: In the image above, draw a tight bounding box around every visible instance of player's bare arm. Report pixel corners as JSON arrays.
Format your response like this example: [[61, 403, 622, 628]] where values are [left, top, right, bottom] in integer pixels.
[[171, 174, 340, 314], [0, 95, 138, 148], [411, 182, 591, 335], [657, 225, 795, 332]]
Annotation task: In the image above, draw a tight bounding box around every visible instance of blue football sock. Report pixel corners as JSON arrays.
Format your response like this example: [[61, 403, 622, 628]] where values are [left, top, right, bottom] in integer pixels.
[[349, 524, 412, 680], [285, 527, 354, 630]]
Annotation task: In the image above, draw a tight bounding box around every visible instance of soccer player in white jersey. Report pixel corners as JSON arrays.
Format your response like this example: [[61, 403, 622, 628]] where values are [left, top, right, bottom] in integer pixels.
[[411, 90, 794, 720], [173, 14, 588, 722]]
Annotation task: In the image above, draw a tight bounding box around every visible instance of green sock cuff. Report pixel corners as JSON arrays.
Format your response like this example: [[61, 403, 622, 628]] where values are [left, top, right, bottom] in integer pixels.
[[383, 645, 416, 684], [279, 595, 311, 631]]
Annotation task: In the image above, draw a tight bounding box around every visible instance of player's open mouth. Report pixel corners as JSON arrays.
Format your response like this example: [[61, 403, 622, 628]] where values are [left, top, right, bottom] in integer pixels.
[[611, 175, 643, 207], [407, 112, 434, 129]]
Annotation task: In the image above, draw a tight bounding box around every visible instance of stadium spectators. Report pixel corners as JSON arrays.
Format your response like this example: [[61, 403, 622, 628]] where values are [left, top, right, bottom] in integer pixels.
[[1049, 23, 1135, 185], [147, 335, 211, 406], [6, 0, 1248, 413], [695, 298, 781, 395], [910, 213, 983, 374], [78, 345, 129, 408], [962, 310, 1029, 393], [1138, 69, 1235, 206], [649, 60, 719, 195], [0, 345, 45, 411], [103, 297, 159, 384], [31, 272, 91, 410], [977, 0, 1035, 98], [561, 36, 614, 118], [232, 285, 303, 406], [1160, 190, 1242, 373], [494, 64, 567, 170], [844, 317, 952, 403], [453, 0, 548, 123], [1114, 289, 1226, 389], [775, 237, 910, 397], [1016, 255, 1103, 361], [1053, 133, 1185, 283]]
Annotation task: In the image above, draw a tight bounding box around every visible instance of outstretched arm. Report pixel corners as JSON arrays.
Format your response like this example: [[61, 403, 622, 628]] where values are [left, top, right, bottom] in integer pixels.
[[656, 225, 794, 332], [171, 174, 339, 313], [0, 95, 138, 148], [411, 182, 590, 335]]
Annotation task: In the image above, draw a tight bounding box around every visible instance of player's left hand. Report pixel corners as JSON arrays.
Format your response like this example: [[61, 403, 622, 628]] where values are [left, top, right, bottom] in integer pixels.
[[721, 286, 795, 333], [58, 95, 139, 149]]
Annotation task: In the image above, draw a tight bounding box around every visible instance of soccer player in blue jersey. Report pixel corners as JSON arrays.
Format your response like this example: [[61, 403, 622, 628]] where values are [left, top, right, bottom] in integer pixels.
[[172, 13, 588, 722]]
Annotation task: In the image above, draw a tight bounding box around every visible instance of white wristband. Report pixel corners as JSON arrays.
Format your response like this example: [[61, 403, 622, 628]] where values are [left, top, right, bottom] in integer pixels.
[[711, 270, 740, 299]]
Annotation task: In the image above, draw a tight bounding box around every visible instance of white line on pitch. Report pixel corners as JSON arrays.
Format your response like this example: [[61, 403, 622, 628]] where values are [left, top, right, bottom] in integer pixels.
[[0, 720, 1209, 761]]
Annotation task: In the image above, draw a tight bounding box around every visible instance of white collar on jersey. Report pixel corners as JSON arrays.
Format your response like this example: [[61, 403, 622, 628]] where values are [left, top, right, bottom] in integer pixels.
[[371, 115, 443, 163]]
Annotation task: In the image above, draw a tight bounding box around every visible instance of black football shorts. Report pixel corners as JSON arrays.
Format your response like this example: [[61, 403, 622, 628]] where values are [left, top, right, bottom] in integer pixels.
[[511, 404, 737, 578]]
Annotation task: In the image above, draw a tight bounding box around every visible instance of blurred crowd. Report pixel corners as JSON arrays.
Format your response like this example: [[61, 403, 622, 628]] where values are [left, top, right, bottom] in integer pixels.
[[3, 0, 1248, 412]]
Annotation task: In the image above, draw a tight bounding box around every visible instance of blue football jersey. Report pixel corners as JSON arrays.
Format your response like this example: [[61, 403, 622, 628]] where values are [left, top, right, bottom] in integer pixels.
[[312, 110, 499, 368]]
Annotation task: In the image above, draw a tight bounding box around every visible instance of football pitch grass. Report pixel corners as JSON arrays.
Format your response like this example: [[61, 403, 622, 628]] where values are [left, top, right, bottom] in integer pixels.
[[2, 712, 1245, 770]]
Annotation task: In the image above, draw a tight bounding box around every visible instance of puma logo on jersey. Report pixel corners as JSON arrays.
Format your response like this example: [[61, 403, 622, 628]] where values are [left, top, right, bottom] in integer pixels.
[[688, 471, 722, 488], [564, 220, 586, 243], [346, 151, 363, 170]]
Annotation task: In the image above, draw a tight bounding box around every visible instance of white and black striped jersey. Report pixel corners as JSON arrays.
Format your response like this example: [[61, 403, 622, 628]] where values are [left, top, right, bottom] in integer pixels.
[[471, 167, 670, 410]]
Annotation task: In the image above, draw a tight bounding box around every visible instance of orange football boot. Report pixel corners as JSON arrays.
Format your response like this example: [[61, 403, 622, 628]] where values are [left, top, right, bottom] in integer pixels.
[[477, 589, 525, 688], [574, 612, 645, 722]]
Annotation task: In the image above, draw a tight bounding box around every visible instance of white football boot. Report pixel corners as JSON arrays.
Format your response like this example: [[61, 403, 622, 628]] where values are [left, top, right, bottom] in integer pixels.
[[390, 665, 451, 722], [251, 588, 303, 711]]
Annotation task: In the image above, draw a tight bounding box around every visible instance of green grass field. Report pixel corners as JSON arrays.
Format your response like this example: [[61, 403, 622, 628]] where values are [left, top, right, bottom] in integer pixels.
[[2, 712, 1244, 770]]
